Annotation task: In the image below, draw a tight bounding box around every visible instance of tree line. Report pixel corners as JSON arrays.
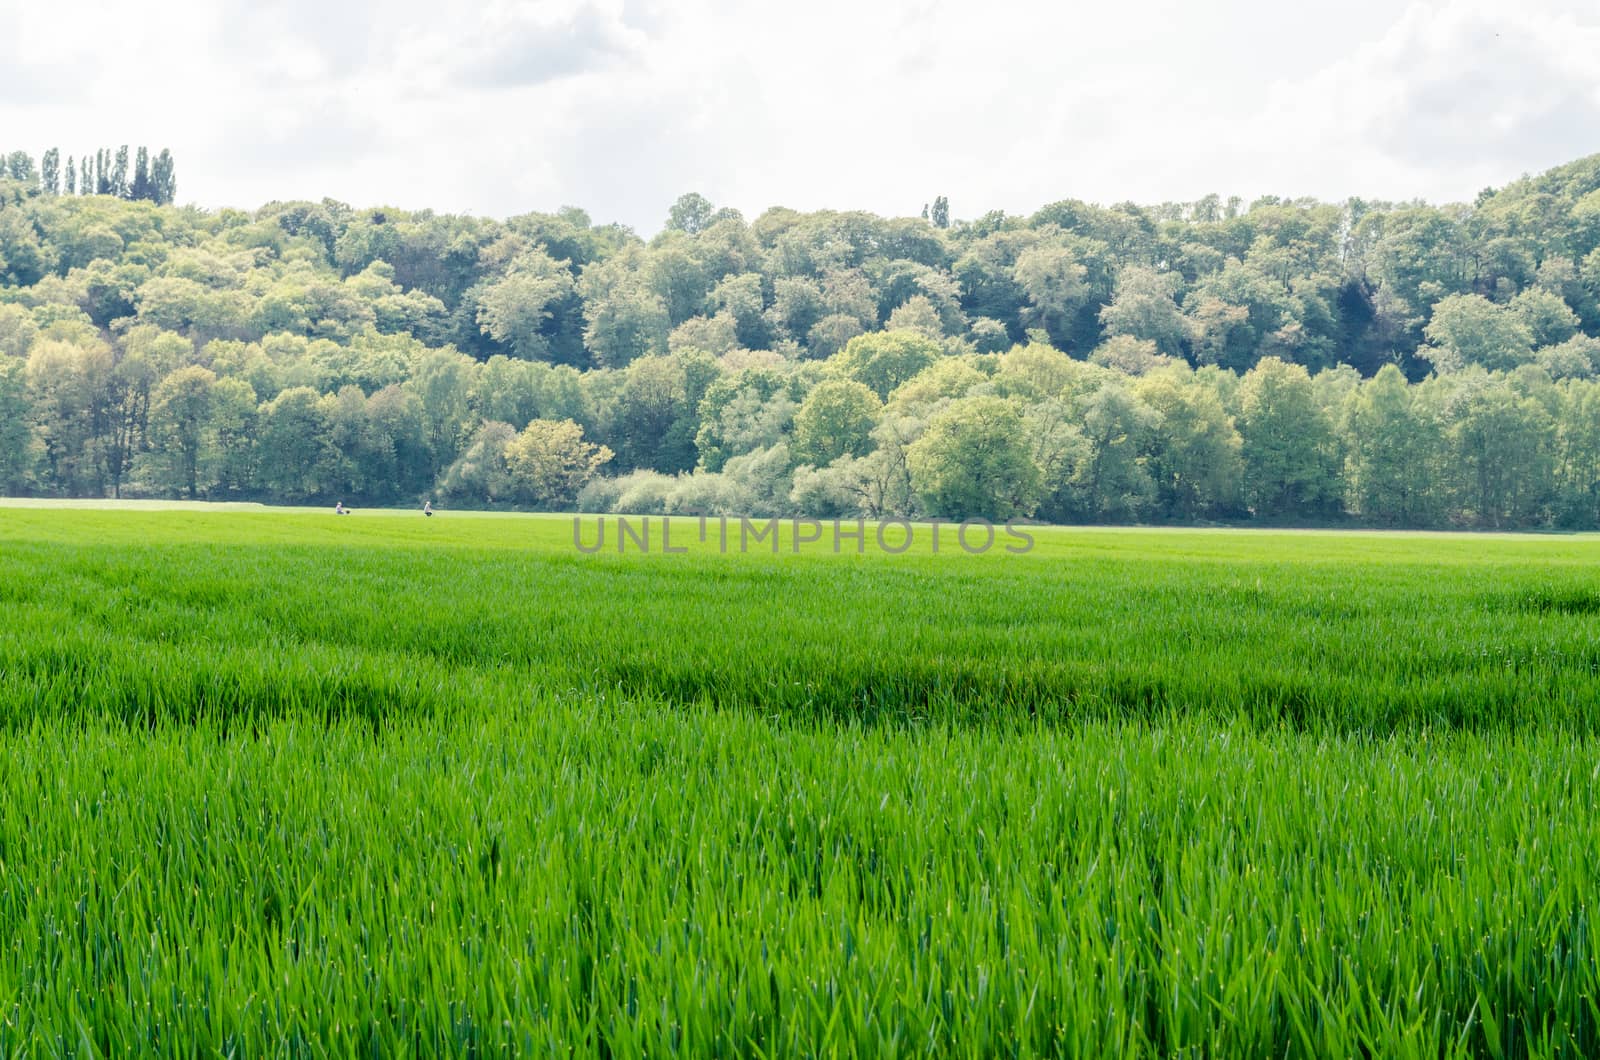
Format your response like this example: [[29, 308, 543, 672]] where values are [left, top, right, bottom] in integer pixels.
[[2, 151, 1600, 527], [4, 146, 176, 205]]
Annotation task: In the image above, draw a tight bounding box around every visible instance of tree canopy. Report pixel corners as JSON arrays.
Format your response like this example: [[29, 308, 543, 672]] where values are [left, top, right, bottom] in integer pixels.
[[4, 148, 1600, 527]]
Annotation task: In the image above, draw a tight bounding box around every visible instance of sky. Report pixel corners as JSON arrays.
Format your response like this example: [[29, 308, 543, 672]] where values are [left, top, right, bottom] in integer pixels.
[[3, 0, 1599, 233]]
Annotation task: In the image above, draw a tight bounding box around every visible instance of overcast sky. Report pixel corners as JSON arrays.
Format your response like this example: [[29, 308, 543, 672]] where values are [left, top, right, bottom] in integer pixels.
[[3, 0, 1598, 232]]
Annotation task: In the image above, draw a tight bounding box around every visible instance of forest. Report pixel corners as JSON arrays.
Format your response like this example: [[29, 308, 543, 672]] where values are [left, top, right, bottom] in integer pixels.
[[3, 147, 1600, 527]]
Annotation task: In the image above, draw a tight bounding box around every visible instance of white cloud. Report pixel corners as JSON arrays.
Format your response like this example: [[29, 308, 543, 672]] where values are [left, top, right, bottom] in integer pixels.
[[2, 0, 1598, 230], [448, 1, 648, 88], [1253, 0, 1600, 199]]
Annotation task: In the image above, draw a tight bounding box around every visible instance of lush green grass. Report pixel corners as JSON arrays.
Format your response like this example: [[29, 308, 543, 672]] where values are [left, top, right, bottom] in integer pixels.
[[4, 510, 1600, 730], [2, 507, 1600, 1055]]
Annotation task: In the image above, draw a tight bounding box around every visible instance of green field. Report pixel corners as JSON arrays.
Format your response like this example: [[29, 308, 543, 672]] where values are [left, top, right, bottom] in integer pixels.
[[2, 508, 1600, 1056]]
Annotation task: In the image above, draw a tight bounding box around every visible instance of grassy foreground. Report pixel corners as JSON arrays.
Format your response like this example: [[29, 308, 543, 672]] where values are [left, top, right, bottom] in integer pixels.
[[5, 509, 1600, 730], [1, 508, 1599, 1056]]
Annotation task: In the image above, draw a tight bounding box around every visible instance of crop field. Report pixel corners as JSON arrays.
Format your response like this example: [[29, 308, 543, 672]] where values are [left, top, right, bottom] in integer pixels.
[[2, 508, 1600, 1056]]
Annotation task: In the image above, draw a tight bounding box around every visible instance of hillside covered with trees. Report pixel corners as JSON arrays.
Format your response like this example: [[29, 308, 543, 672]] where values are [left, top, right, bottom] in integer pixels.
[[3, 148, 1600, 527]]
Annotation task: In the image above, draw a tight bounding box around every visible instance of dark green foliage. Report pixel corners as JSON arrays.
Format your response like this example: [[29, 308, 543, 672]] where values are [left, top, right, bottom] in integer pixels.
[[38, 148, 59, 195]]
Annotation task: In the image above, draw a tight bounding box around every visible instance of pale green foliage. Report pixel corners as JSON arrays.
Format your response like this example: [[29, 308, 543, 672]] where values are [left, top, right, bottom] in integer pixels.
[[645, 237, 710, 326], [503, 418, 613, 508], [1238, 357, 1339, 518], [475, 250, 574, 360], [994, 342, 1100, 402], [576, 468, 668, 514], [783, 414, 926, 519], [606, 468, 678, 513], [4, 150, 1600, 529], [147, 365, 219, 498], [884, 295, 945, 340], [1098, 265, 1186, 356], [1073, 383, 1160, 521], [438, 420, 518, 503], [1448, 376, 1554, 527], [406, 348, 479, 477], [1023, 399, 1090, 520], [0, 303, 38, 357], [1509, 287, 1580, 348], [668, 311, 740, 357], [1012, 239, 1087, 345], [663, 468, 754, 516], [709, 272, 769, 348], [827, 330, 939, 401], [692, 369, 801, 473], [887, 357, 987, 411], [806, 313, 867, 359], [791, 378, 881, 466], [720, 442, 794, 513], [907, 395, 1040, 519], [255, 386, 332, 499], [579, 254, 671, 368], [1135, 372, 1243, 518], [967, 317, 1011, 353], [665, 192, 715, 235], [0, 357, 34, 490], [1089, 335, 1170, 376], [789, 455, 874, 517], [1342, 365, 1440, 525], [1421, 294, 1535, 373], [1535, 335, 1600, 380]]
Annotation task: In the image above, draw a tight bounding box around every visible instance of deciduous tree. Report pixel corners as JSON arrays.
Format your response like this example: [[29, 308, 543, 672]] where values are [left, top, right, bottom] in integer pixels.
[[504, 418, 613, 508], [907, 396, 1039, 519]]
